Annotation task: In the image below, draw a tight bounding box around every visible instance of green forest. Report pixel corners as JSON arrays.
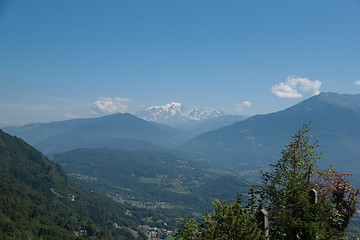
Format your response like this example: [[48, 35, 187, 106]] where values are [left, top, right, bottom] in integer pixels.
[[0, 129, 157, 239]]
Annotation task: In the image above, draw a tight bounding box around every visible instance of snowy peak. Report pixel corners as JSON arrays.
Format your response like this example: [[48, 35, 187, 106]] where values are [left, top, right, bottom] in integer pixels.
[[141, 102, 187, 122], [136, 102, 226, 126], [186, 108, 225, 121], [145, 102, 186, 118]]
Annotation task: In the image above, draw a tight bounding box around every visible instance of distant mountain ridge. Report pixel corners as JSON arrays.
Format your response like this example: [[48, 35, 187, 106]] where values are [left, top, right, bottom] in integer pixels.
[[3, 117, 98, 144]]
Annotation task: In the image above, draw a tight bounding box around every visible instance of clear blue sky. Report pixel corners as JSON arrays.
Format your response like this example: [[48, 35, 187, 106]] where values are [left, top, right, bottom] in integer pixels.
[[1, 0, 360, 125]]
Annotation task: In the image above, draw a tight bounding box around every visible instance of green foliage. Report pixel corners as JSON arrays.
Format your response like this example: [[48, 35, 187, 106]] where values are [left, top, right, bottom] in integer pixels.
[[176, 195, 264, 240]]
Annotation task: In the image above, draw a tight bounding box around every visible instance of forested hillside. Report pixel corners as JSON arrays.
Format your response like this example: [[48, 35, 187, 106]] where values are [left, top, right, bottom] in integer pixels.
[[0, 129, 150, 239]]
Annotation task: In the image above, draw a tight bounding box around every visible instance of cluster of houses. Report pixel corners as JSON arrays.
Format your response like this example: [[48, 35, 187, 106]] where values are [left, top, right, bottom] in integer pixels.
[[67, 194, 75, 202], [138, 225, 175, 239], [107, 193, 124, 202], [68, 173, 176, 238], [77, 227, 97, 239], [144, 201, 168, 209], [106, 193, 169, 211]]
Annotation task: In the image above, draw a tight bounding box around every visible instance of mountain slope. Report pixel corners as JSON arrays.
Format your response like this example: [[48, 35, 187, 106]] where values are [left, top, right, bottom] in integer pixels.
[[313, 92, 360, 113], [0, 129, 151, 239], [177, 93, 360, 180]]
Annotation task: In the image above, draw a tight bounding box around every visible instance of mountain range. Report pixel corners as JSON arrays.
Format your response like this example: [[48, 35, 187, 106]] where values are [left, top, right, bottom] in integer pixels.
[[135, 102, 248, 134], [136, 102, 226, 123], [3, 93, 360, 185], [3, 104, 247, 155]]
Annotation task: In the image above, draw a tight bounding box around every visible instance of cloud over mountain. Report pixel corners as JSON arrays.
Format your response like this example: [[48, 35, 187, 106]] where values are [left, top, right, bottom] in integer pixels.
[[93, 97, 131, 114], [235, 101, 252, 111], [64, 113, 80, 119], [272, 76, 322, 99]]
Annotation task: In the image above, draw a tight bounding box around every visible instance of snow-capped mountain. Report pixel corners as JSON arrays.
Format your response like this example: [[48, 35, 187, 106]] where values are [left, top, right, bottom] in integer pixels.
[[186, 108, 226, 121], [135, 102, 226, 126]]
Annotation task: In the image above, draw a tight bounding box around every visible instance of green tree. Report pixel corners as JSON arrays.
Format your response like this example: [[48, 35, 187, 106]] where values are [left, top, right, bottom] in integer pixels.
[[176, 194, 264, 240], [251, 123, 359, 239]]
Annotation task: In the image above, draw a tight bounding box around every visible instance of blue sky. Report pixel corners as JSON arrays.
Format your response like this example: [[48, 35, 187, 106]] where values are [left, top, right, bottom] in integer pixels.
[[1, 0, 360, 125]]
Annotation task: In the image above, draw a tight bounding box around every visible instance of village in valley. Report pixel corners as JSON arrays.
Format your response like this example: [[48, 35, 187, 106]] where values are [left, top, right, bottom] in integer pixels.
[[138, 225, 175, 239]]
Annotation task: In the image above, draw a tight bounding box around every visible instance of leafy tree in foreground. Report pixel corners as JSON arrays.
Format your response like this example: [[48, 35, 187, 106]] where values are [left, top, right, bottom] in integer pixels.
[[177, 123, 359, 240], [176, 194, 264, 240], [313, 167, 360, 237], [252, 123, 359, 239]]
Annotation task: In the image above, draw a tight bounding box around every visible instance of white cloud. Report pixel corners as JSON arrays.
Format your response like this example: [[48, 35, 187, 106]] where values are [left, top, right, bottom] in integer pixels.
[[93, 97, 131, 115], [235, 101, 252, 111], [64, 113, 80, 119], [355, 80, 360, 86], [271, 82, 302, 99], [272, 76, 322, 99]]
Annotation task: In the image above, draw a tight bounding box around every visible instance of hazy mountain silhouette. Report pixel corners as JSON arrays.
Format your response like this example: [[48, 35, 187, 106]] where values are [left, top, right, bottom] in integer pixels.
[[178, 93, 360, 182], [4, 113, 190, 154]]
